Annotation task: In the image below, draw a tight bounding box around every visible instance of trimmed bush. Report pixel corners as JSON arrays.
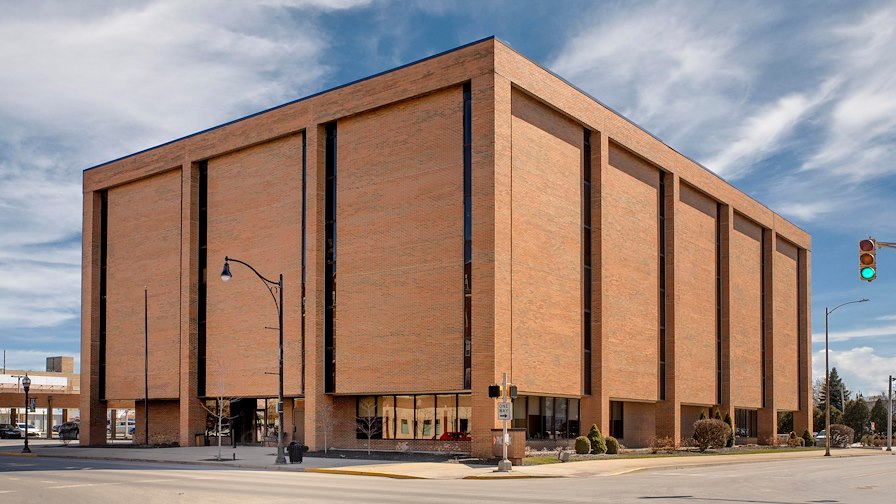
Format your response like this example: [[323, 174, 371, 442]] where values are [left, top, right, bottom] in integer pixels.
[[606, 436, 619, 454], [699, 409, 708, 421], [860, 434, 878, 447], [802, 430, 814, 447], [574, 436, 591, 454], [787, 432, 805, 447], [693, 419, 731, 452], [649, 436, 676, 454], [829, 424, 855, 448], [713, 409, 723, 421], [724, 412, 735, 448], [587, 424, 607, 454]]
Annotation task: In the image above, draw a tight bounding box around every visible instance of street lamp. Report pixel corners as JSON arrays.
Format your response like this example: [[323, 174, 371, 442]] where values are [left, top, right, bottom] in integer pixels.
[[824, 299, 869, 456], [887, 375, 895, 452], [221, 256, 286, 464], [21, 374, 31, 453]]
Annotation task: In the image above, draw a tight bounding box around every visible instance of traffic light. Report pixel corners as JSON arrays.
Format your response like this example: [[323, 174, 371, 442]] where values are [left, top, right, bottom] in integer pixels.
[[859, 238, 877, 281], [488, 385, 501, 398]]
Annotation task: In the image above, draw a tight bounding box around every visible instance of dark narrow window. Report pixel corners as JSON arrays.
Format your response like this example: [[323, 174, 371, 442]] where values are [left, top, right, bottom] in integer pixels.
[[463, 82, 472, 390], [198, 161, 208, 397], [324, 122, 337, 393], [796, 250, 802, 408], [301, 132, 307, 395], [658, 173, 667, 400], [760, 232, 767, 408], [98, 190, 108, 400], [583, 129, 592, 395], [610, 401, 624, 439], [716, 203, 722, 405]]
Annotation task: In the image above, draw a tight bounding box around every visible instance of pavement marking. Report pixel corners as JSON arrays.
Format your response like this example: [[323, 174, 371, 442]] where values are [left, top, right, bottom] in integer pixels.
[[49, 482, 123, 489]]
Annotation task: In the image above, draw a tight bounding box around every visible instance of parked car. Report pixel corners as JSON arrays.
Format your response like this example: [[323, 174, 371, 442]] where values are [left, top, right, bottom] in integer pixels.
[[438, 431, 471, 441], [16, 423, 41, 437], [58, 421, 80, 442], [0, 423, 23, 439], [815, 429, 826, 445]]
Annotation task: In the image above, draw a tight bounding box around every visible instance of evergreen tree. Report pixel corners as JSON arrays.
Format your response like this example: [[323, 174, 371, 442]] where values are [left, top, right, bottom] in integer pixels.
[[818, 368, 850, 413], [723, 411, 734, 447], [869, 398, 888, 435], [842, 398, 870, 439]]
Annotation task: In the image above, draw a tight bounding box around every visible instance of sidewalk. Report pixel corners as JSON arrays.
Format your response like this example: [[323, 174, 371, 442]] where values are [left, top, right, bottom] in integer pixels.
[[0, 440, 888, 480]]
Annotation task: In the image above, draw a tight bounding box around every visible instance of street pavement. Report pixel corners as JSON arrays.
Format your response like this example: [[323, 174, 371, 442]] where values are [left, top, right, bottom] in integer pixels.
[[0, 438, 889, 480]]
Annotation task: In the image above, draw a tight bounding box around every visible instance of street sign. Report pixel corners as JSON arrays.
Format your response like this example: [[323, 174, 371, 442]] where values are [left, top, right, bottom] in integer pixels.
[[497, 401, 511, 420], [29, 398, 36, 412]]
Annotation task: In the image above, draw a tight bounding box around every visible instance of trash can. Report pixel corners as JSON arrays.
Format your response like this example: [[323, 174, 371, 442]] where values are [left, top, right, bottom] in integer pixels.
[[287, 440, 303, 464]]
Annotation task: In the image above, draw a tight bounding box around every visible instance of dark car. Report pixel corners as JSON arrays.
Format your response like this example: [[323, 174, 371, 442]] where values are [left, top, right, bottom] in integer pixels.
[[58, 421, 80, 442], [438, 431, 471, 441], [0, 423, 23, 439]]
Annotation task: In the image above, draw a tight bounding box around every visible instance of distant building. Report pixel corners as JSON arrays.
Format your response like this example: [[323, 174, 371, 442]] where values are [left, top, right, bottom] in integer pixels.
[[81, 37, 811, 457], [0, 356, 80, 435]]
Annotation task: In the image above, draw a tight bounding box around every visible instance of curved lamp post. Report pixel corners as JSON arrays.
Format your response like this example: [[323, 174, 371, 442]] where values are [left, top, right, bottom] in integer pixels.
[[221, 256, 286, 465], [824, 298, 868, 456], [21, 374, 31, 453]]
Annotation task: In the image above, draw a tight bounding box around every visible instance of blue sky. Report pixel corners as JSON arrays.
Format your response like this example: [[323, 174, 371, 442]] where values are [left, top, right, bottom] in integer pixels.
[[1, 0, 894, 397]]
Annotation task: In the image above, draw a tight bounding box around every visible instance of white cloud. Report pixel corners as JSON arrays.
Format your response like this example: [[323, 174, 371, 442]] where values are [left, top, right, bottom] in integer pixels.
[[549, 1, 764, 160], [0, 1, 369, 338], [812, 324, 896, 343], [706, 80, 837, 180], [800, 6, 896, 183], [813, 347, 896, 397]]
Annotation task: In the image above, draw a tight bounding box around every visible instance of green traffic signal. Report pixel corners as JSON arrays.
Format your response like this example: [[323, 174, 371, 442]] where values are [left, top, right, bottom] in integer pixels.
[[861, 266, 876, 280]]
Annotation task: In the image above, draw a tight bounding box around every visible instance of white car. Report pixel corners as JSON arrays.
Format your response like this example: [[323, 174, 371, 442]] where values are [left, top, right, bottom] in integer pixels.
[[16, 423, 41, 437]]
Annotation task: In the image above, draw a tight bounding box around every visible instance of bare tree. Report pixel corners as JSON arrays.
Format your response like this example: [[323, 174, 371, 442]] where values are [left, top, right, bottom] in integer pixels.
[[201, 360, 241, 461], [202, 398, 240, 461], [316, 398, 334, 454], [356, 398, 382, 456]]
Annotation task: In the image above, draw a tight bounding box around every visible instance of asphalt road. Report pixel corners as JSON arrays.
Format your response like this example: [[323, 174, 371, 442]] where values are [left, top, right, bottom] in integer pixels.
[[1, 453, 893, 503]]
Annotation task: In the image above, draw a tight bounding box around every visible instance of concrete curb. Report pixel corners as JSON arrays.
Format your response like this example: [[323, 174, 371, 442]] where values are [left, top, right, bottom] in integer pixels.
[[304, 468, 425, 479], [463, 474, 563, 480]]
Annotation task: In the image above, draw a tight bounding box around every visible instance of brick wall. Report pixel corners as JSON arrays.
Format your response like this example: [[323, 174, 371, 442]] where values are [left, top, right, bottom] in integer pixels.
[[730, 214, 763, 408], [675, 183, 717, 406], [105, 169, 182, 400], [510, 89, 583, 396], [335, 87, 465, 394], [774, 238, 799, 411], [205, 134, 303, 398], [602, 144, 660, 401]]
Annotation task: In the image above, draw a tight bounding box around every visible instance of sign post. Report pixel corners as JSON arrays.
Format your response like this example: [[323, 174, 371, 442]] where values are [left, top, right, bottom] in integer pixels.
[[497, 372, 512, 472]]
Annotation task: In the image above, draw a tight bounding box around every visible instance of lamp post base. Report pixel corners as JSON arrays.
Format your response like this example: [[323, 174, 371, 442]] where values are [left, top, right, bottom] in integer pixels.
[[496, 459, 512, 472], [275, 446, 287, 464], [22, 443, 31, 454]]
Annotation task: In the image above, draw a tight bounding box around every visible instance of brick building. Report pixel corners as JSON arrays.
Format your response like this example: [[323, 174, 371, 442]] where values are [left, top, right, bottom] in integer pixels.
[[81, 37, 811, 457]]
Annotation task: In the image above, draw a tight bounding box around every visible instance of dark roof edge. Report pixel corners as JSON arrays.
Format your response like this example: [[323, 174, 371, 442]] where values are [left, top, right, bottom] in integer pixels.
[[84, 36, 497, 172], [492, 38, 809, 237]]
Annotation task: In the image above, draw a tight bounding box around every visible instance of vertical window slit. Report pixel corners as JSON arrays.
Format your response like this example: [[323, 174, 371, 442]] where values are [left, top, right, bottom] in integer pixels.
[[583, 129, 592, 395], [325, 123, 337, 394], [463, 82, 472, 390]]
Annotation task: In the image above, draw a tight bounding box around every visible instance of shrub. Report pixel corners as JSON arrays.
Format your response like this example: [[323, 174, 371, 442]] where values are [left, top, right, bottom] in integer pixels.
[[723, 412, 735, 447], [605, 436, 619, 454], [587, 424, 607, 454], [693, 419, 731, 452], [786, 432, 804, 447], [802, 430, 814, 447], [699, 409, 708, 421], [574, 436, 591, 454], [649, 436, 676, 454], [713, 409, 723, 421], [860, 434, 878, 447], [829, 424, 855, 448]]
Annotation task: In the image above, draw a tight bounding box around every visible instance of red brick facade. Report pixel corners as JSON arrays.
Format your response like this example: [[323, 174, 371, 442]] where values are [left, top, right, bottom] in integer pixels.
[[81, 38, 811, 456]]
